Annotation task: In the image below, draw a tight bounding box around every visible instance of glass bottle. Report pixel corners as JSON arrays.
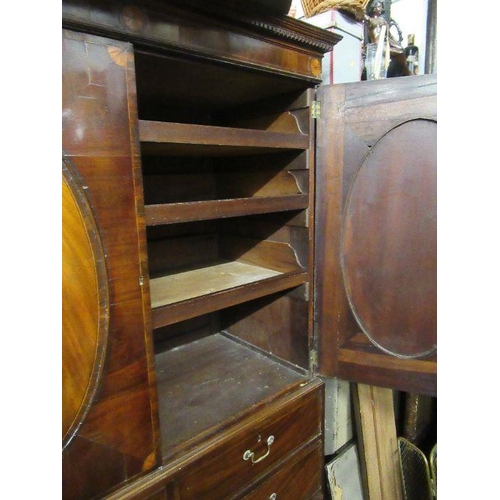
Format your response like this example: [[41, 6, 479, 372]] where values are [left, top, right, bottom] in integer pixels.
[[405, 34, 419, 75]]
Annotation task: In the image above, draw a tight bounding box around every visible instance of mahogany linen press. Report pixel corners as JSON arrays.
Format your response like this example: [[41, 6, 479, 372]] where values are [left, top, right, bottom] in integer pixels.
[[62, 1, 437, 498]]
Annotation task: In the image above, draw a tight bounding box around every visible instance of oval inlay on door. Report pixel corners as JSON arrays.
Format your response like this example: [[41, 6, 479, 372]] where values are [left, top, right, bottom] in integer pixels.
[[341, 119, 437, 358], [62, 161, 109, 446]]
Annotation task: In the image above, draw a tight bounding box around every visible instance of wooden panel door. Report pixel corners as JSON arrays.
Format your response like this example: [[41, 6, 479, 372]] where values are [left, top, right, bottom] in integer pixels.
[[314, 74, 437, 396], [62, 29, 159, 499]]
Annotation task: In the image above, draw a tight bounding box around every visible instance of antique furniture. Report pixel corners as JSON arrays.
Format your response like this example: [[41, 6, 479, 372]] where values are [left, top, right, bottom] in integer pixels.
[[62, 1, 437, 498]]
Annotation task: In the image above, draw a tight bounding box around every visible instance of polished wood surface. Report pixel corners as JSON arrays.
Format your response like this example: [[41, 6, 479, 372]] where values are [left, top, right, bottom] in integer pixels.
[[138, 120, 309, 156], [342, 119, 437, 358], [62, 3, 438, 496], [223, 288, 310, 369], [62, 0, 339, 82], [153, 270, 308, 329], [315, 75, 437, 396], [338, 333, 437, 395], [148, 221, 309, 328], [62, 2, 340, 498], [145, 195, 308, 225], [134, 51, 313, 125], [175, 370, 323, 498], [156, 334, 315, 459], [103, 378, 323, 500], [62, 163, 108, 444], [62, 30, 159, 499], [242, 441, 323, 500], [142, 154, 308, 204]]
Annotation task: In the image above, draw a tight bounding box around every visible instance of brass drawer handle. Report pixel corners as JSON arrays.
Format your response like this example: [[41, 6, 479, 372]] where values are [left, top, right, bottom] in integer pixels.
[[243, 435, 275, 464]]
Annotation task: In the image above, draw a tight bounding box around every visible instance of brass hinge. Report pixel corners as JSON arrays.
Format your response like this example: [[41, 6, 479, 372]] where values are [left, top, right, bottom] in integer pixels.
[[311, 100, 321, 119]]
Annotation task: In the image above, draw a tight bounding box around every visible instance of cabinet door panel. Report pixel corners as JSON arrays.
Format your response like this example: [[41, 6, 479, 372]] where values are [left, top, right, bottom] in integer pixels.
[[315, 75, 437, 395], [62, 29, 159, 499]]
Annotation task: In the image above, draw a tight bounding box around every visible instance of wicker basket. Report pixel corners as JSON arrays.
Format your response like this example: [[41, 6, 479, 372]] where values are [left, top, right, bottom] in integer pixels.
[[300, 0, 369, 20]]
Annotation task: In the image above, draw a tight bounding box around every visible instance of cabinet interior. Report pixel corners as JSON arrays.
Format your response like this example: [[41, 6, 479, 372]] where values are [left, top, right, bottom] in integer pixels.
[[134, 47, 315, 460], [134, 49, 311, 125]]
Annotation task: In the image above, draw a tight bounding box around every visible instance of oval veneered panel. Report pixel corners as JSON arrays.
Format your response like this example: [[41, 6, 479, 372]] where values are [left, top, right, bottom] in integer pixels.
[[341, 120, 437, 358], [62, 163, 108, 445]]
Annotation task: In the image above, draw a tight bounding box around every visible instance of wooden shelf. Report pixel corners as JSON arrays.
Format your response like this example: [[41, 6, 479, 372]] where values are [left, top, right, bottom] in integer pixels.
[[138, 120, 309, 156], [155, 333, 308, 459], [145, 195, 308, 225], [150, 260, 308, 328]]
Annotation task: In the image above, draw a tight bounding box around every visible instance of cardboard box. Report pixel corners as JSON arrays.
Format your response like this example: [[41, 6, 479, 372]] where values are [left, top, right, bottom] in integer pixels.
[[300, 9, 364, 84]]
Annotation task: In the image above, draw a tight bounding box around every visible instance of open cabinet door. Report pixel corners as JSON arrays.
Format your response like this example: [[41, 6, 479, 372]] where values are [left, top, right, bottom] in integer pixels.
[[314, 74, 437, 396]]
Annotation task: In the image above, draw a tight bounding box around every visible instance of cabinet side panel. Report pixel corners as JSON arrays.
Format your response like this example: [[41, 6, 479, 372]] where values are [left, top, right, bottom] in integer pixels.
[[62, 29, 159, 499]]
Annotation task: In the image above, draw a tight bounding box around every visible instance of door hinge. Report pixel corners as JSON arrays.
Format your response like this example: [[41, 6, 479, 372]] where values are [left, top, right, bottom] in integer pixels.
[[311, 100, 321, 119], [310, 348, 318, 373]]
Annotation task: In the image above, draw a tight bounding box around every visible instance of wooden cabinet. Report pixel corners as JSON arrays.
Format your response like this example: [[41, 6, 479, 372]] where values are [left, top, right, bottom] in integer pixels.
[[175, 379, 323, 499], [62, 1, 436, 498], [62, 30, 159, 500], [240, 441, 324, 500]]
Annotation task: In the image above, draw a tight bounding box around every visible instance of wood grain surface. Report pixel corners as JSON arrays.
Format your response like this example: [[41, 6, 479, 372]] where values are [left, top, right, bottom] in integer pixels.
[[341, 119, 437, 358], [62, 29, 159, 499], [315, 75, 437, 395], [62, 164, 108, 444], [354, 384, 403, 500]]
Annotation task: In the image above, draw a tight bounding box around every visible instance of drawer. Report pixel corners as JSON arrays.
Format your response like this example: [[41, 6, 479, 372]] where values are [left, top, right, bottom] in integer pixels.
[[178, 382, 323, 499], [241, 440, 323, 500]]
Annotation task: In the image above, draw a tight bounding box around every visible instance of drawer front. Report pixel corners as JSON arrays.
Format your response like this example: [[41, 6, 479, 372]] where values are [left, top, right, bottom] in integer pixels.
[[241, 440, 323, 500], [178, 383, 323, 499]]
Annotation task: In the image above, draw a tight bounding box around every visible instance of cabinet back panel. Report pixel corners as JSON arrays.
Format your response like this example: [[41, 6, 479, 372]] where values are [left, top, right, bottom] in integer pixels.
[[147, 233, 219, 276], [220, 235, 303, 273], [142, 157, 306, 205], [154, 314, 218, 353], [223, 212, 308, 235], [219, 107, 310, 135], [222, 290, 309, 369], [147, 212, 308, 276], [142, 155, 216, 204], [147, 221, 216, 240], [223, 215, 309, 269], [143, 173, 216, 204], [134, 49, 309, 125], [215, 165, 304, 198]]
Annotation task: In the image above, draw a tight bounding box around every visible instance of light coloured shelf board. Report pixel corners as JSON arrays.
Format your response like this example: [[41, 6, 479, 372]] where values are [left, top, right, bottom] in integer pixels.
[[150, 260, 281, 308]]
